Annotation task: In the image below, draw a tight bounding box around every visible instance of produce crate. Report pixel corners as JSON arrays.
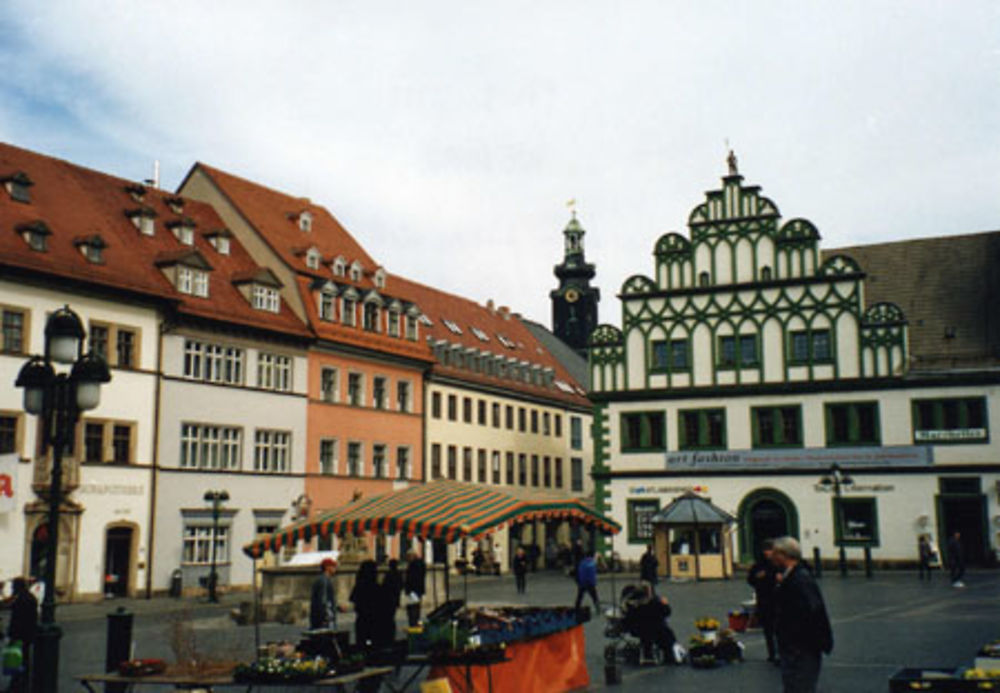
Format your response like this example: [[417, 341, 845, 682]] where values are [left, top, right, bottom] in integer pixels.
[[888, 667, 1000, 692]]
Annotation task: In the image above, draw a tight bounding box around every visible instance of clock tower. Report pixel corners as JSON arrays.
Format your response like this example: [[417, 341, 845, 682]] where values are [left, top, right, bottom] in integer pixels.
[[550, 212, 599, 356]]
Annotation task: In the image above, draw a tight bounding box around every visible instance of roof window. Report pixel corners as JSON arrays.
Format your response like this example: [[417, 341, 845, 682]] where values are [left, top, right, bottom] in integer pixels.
[[75, 235, 108, 264], [305, 247, 322, 270], [471, 327, 490, 342], [125, 207, 157, 236], [125, 183, 147, 202], [332, 256, 346, 277], [16, 220, 50, 252], [299, 211, 313, 232], [252, 285, 280, 313], [349, 260, 363, 282], [418, 314, 433, 327], [167, 219, 196, 246], [165, 196, 185, 215], [497, 334, 516, 349], [178, 266, 210, 297], [443, 319, 463, 335], [374, 267, 386, 289], [3, 172, 33, 204]]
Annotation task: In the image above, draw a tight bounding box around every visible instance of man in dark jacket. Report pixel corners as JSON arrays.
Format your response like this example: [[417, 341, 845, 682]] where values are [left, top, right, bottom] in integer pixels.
[[513, 547, 528, 594], [574, 551, 600, 612], [770, 537, 833, 693], [639, 544, 659, 586], [8, 577, 38, 693], [947, 531, 965, 587], [747, 539, 779, 663], [404, 550, 427, 626]]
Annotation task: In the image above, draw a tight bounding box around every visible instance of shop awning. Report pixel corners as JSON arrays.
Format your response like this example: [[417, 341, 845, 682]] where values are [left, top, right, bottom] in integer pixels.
[[650, 492, 735, 526], [244, 480, 620, 558]]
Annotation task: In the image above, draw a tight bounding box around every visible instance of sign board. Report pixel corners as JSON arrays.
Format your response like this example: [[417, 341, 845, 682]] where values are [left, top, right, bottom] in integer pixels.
[[665, 446, 932, 472], [915, 428, 987, 442], [0, 453, 17, 513]]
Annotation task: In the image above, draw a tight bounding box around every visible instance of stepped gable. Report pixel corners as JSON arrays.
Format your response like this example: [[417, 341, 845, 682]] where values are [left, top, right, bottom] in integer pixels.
[[391, 274, 591, 408], [0, 142, 309, 338]]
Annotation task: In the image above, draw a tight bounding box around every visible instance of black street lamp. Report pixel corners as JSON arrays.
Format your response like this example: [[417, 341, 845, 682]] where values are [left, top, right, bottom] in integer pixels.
[[819, 463, 854, 577], [15, 305, 111, 693], [203, 489, 230, 603]]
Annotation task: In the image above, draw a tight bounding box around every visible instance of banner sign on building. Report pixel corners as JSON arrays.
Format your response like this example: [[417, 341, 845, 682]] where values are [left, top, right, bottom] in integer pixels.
[[665, 445, 932, 472], [0, 453, 17, 514]]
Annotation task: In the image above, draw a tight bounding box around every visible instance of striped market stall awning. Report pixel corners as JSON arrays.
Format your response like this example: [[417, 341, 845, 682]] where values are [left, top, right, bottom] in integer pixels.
[[244, 480, 620, 558]]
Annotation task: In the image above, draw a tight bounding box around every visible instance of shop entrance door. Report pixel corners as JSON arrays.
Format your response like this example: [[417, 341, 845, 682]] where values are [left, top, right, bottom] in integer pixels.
[[939, 495, 988, 566], [104, 527, 132, 597], [750, 500, 789, 560]]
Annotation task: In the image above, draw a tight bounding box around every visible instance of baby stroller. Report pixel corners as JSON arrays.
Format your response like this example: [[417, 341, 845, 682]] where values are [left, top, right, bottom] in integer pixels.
[[605, 583, 684, 667]]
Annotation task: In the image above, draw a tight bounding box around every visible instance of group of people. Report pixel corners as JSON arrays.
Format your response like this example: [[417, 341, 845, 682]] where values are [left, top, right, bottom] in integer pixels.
[[747, 537, 833, 693], [309, 550, 428, 650], [919, 531, 967, 587]]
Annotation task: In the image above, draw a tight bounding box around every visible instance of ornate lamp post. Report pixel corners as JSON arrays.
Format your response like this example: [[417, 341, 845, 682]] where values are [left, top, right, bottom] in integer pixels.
[[15, 305, 111, 693], [203, 489, 230, 603], [819, 463, 854, 577]]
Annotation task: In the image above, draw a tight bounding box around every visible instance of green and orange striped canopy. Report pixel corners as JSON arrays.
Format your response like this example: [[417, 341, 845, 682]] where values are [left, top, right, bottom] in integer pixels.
[[244, 480, 619, 558]]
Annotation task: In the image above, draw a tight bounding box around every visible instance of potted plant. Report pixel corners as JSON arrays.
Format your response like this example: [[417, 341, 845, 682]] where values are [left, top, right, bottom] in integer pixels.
[[695, 617, 720, 642]]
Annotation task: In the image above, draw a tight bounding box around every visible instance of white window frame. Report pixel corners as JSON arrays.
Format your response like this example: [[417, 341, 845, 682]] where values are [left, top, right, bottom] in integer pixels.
[[372, 443, 387, 479], [319, 438, 338, 475], [396, 446, 410, 480], [396, 380, 411, 412], [252, 285, 280, 313], [182, 523, 230, 565], [320, 367, 339, 403], [319, 291, 336, 321], [254, 429, 291, 473], [257, 352, 293, 392], [342, 298, 356, 326], [372, 376, 388, 409], [347, 441, 363, 476], [179, 423, 242, 470], [347, 372, 364, 406]]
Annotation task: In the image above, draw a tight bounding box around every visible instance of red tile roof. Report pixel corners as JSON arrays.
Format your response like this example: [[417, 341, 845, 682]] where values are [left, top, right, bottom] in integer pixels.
[[0, 142, 310, 339], [390, 275, 591, 408]]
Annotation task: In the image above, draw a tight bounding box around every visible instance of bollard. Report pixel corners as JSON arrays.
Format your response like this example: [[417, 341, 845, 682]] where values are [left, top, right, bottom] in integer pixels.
[[106, 607, 134, 693], [813, 547, 822, 579], [864, 546, 873, 578]]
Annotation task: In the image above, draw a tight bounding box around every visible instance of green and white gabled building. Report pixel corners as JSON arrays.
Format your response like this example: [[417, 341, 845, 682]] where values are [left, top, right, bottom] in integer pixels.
[[589, 161, 1000, 568]]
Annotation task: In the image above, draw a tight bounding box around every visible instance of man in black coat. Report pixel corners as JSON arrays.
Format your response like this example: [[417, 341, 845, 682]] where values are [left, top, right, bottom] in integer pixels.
[[747, 539, 779, 663], [7, 577, 38, 693], [639, 544, 659, 587], [770, 537, 833, 693], [404, 550, 427, 626], [947, 531, 966, 587]]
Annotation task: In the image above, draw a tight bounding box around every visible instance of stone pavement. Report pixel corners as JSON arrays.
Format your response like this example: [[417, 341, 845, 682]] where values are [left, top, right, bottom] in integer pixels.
[[22, 567, 1000, 692]]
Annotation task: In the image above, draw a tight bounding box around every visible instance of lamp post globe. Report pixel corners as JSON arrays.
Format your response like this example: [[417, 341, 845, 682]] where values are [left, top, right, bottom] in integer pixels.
[[15, 356, 54, 414], [71, 351, 112, 410], [44, 305, 85, 364]]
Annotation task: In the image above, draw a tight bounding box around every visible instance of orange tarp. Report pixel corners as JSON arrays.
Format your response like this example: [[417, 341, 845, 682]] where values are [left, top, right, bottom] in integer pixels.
[[427, 625, 590, 693]]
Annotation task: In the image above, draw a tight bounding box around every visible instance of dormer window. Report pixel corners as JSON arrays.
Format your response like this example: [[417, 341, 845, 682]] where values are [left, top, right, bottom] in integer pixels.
[[213, 236, 230, 255], [178, 266, 210, 297], [363, 302, 380, 332], [75, 235, 108, 264], [342, 295, 357, 327], [373, 267, 386, 289], [165, 196, 184, 215], [443, 319, 463, 335], [3, 172, 33, 203], [319, 289, 337, 321], [406, 311, 420, 341], [16, 220, 50, 252], [332, 256, 346, 277], [167, 219, 196, 246], [252, 285, 280, 313], [305, 247, 322, 270], [126, 207, 157, 236], [125, 183, 146, 203], [387, 303, 402, 337], [299, 211, 313, 232], [349, 261, 363, 282]]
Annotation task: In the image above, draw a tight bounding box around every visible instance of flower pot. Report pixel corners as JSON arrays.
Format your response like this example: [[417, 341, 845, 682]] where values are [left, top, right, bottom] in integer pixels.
[[699, 629, 717, 642]]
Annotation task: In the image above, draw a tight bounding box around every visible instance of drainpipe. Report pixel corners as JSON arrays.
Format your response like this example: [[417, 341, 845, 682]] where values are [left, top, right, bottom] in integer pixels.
[[144, 319, 168, 599]]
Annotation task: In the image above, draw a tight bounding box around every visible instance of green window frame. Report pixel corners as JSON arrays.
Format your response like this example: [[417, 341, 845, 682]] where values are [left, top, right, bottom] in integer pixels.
[[718, 334, 759, 369], [751, 405, 803, 448], [627, 499, 660, 544], [825, 402, 880, 447], [650, 338, 690, 372], [678, 408, 727, 450], [620, 411, 666, 452], [833, 497, 879, 547], [789, 329, 833, 365], [912, 397, 988, 444]]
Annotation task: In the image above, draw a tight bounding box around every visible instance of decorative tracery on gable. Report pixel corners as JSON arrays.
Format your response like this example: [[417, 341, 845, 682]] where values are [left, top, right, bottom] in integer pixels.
[[776, 218, 821, 246], [588, 324, 626, 392], [862, 302, 905, 326], [654, 232, 691, 258], [818, 254, 862, 277], [860, 301, 907, 378], [621, 274, 657, 296]]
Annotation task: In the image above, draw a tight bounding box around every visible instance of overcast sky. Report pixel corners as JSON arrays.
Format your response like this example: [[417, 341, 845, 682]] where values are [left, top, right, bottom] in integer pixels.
[[1, 1, 997, 326]]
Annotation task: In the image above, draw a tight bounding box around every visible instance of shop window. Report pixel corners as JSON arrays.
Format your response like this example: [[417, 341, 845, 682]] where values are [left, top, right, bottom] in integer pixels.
[[912, 397, 988, 443], [834, 497, 879, 546], [825, 402, 880, 446], [752, 406, 803, 448], [679, 409, 726, 450], [620, 411, 666, 452], [627, 499, 660, 544]]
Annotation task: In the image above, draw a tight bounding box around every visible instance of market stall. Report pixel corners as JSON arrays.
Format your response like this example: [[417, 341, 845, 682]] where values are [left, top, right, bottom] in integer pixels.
[[650, 492, 735, 581], [242, 480, 621, 692]]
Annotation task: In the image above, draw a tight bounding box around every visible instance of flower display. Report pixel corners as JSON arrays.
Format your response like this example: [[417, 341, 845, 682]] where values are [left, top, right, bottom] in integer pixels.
[[695, 617, 720, 631]]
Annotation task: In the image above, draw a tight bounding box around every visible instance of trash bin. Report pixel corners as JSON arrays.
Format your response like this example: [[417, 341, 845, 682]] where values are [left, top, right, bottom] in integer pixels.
[[169, 569, 182, 598]]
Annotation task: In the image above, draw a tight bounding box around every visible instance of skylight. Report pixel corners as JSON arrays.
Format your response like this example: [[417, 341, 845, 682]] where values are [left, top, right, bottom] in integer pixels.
[[471, 327, 490, 342], [554, 380, 575, 394], [443, 319, 463, 335]]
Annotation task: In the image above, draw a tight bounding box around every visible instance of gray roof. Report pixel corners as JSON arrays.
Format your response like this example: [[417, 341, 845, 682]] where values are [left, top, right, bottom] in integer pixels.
[[825, 230, 1000, 371], [520, 317, 590, 388], [651, 492, 735, 526]]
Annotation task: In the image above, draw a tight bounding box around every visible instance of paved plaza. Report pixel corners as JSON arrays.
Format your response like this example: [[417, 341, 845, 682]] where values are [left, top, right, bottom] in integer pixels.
[[33, 568, 1000, 692]]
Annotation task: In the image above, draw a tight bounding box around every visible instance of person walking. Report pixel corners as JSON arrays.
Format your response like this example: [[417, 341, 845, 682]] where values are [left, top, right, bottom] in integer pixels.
[[309, 558, 340, 630], [917, 534, 935, 581], [350, 560, 380, 649], [747, 539, 779, 664], [574, 550, 600, 613], [404, 550, 426, 627], [7, 577, 38, 693], [947, 531, 966, 587], [639, 544, 659, 586], [379, 559, 403, 646], [770, 536, 833, 693], [513, 546, 528, 595]]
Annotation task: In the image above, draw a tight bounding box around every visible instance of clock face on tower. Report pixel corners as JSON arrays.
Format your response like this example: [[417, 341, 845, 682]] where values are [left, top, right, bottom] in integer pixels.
[[564, 288, 580, 303]]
